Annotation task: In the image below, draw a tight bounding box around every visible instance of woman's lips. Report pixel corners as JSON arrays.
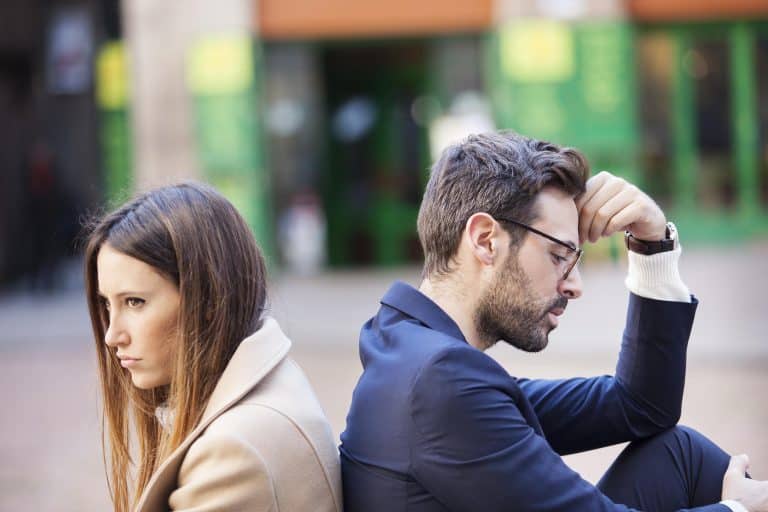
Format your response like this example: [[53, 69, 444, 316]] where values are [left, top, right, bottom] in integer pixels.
[[118, 356, 140, 368]]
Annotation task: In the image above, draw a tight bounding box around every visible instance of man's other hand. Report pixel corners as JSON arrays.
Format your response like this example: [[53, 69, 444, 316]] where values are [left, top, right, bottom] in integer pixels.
[[722, 454, 768, 511], [575, 171, 667, 244]]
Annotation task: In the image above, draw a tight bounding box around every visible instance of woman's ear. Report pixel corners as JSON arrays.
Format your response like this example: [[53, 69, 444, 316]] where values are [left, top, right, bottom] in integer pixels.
[[464, 213, 501, 267]]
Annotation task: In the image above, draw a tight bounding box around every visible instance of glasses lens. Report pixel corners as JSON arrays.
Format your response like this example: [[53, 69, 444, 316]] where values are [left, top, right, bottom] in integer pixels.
[[563, 251, 581, 280]]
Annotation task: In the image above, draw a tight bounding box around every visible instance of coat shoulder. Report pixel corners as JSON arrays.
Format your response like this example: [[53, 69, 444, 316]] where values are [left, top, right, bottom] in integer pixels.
[[186, 357, 342, 512]]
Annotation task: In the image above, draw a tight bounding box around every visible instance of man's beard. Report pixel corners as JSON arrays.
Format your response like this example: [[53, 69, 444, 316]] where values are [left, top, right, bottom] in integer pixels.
[[474, 254, 567, 352]]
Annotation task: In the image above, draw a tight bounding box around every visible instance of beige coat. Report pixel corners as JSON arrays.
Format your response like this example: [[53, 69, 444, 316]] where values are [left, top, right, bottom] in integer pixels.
[[136, 318, 343, 511]]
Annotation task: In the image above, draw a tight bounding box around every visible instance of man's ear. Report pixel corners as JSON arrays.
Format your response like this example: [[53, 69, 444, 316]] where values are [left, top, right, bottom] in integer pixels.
[[465, 213, 502, 267]]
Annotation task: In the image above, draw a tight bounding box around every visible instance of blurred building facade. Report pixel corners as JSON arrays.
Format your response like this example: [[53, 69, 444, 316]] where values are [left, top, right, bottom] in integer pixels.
[[1, 0, 767, 284], [0, 0, 119, 288]]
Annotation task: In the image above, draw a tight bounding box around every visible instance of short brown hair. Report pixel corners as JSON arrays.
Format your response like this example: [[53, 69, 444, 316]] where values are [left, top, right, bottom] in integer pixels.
[[417, 131, 589, 277]]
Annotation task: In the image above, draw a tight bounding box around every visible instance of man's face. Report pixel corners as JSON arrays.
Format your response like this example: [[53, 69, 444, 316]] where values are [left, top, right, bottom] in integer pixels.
[[474, 187, 582, 351]]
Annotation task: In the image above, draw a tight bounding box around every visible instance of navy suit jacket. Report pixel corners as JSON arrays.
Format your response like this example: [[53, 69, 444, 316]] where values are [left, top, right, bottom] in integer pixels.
[[340, 281, 725, 512]]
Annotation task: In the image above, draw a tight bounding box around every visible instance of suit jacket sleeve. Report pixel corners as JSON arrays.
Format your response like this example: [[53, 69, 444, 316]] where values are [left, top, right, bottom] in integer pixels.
[[408, 335, 723, 511], [169, 430, 278, 511], [518, 293, 698, 455]]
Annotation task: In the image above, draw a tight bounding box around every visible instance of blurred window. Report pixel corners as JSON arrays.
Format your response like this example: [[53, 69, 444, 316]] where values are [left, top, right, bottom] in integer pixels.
[[263, 43, 324, 208], [636, 32, 675, 210], [757, 35, 768, 208], [432, 36, 485, 103], [690, 39, 735, 210]]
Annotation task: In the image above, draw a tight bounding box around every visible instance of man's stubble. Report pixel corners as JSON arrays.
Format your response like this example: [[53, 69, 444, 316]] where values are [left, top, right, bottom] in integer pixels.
[[474, 252, 567, 352]]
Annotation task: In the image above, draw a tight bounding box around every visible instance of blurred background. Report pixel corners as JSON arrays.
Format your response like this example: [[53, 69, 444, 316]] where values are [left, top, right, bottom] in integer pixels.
[[1, 0, 767, 509]]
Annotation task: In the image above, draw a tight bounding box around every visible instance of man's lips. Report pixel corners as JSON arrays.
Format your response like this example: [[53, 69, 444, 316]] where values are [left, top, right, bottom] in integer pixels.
[[549, 307, 565, 317], [545, 301, 567, 328]]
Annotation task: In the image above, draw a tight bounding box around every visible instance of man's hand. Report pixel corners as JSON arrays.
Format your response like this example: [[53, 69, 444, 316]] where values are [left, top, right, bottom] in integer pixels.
[[722, 454, 768, 511], [575, 171, 667, 244]]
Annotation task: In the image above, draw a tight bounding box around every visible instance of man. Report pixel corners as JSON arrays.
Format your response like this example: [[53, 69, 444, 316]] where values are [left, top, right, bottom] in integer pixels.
[[340, 132, 767, 511]]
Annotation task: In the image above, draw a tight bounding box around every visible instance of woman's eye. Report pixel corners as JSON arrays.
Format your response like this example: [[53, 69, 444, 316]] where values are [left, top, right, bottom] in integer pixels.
[[126, 297, 145, 308], [102, 299, 111, 311]]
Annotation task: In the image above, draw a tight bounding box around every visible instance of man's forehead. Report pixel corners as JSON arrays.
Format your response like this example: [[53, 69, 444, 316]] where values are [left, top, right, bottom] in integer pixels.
[[530, 190, 579, 244]]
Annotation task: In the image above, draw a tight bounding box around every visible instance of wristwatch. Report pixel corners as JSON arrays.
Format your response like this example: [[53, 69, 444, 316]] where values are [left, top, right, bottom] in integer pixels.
[[625, 222, 677, 255]]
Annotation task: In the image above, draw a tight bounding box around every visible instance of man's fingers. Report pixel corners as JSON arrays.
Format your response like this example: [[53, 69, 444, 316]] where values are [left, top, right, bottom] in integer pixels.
[[579, 176, 626, 243], [726, 454, 750, 477], [577, 171, 666, 243], [588, 189, 637, 241], [602, 202, 644, 239], [575, 171, 611, 211]]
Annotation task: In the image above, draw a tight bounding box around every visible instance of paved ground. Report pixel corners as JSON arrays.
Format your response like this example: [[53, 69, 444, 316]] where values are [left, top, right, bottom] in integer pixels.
[[1, 242, 766, 510]]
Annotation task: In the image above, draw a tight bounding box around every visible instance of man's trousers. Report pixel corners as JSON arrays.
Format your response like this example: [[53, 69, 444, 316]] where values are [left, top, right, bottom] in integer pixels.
[[598, 426, 732, 510]]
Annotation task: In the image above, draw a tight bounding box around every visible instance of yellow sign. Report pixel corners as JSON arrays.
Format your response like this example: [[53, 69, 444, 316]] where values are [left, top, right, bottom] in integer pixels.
[[500, 20, 574, 82], [96, 41, 129, 109], [187, 34, 255, 95]]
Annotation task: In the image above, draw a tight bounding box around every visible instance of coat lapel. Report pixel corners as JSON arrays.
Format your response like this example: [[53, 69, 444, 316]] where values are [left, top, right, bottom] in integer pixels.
[[135, 317, 291, 511]]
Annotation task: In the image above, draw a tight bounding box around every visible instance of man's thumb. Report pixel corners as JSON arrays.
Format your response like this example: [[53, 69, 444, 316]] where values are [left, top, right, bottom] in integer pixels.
[[727, 454, 750, 476]]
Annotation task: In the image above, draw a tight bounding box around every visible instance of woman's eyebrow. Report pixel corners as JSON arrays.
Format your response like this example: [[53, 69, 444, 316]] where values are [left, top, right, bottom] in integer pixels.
[[98, 290, 147, 298]]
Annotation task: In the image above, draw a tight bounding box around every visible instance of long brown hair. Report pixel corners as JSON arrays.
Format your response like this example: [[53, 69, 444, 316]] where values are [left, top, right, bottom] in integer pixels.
[[83, 182, 268, 511]]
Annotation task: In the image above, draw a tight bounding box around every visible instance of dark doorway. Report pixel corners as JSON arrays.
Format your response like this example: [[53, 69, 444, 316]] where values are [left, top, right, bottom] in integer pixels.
[[757, 35, 768, 208], [690, 38, 736, 210], [321, 42, 429, 266]]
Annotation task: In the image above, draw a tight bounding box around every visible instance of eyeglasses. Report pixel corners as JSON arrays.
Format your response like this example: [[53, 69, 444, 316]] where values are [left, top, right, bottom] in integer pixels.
[[495, 217, 583, 281]]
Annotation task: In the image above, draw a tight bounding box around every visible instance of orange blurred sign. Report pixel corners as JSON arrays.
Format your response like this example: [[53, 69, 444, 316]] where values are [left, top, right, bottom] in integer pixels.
[[257, 0, 492, 39], [628, 0, 768, 20]]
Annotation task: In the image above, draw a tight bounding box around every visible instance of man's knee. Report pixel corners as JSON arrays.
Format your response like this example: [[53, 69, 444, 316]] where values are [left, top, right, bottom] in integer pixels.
[[638, 425, 709, 454], [635, 425, 728, 471], [655, 425, 704, 443], [621, 425, 711, 465]]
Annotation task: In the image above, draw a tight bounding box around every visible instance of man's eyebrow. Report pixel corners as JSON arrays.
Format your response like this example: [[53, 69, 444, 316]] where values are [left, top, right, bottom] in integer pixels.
[[552, 239, 579, 251]]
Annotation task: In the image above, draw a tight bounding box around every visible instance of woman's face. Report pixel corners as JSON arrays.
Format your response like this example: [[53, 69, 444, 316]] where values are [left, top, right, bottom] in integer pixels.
[[96, 243, 181, 389]]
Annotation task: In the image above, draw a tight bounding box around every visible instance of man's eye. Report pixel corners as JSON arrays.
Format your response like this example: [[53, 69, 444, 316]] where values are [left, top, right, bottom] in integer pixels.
[[126, 297, 145, 308], [551, 253, 567, 264]]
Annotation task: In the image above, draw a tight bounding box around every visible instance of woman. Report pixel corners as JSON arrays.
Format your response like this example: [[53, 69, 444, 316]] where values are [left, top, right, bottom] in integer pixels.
[[83, 182, 342, 512]]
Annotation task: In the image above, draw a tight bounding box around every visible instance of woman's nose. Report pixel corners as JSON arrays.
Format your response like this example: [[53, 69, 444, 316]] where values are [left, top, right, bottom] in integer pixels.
[[104, 316, 128, 347]]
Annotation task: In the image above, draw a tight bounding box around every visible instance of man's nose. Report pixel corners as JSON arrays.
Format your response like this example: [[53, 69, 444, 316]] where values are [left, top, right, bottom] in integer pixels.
[[559, 266, 583, 299]]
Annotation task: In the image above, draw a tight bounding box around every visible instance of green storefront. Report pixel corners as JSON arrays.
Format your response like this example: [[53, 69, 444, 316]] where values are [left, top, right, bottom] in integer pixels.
[[99, 8, 767, 269], [309, 17, 768, 266], [636, 20, 768, 240], [488, 18, 768, 245]]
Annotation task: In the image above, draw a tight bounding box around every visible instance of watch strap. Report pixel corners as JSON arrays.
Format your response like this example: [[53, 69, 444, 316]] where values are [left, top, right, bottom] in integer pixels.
[[625, 222, 677, 255]]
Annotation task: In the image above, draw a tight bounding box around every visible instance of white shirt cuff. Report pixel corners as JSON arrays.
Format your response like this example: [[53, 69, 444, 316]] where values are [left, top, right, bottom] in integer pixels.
[[624, 225, 691, 303], [720, 499, 749, 512]]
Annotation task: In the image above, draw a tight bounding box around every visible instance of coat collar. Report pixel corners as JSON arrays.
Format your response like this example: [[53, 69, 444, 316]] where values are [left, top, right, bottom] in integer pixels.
[[199, 317, 291, 425], [135, 317, 291, 511], [381, 281, 467, 343]]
